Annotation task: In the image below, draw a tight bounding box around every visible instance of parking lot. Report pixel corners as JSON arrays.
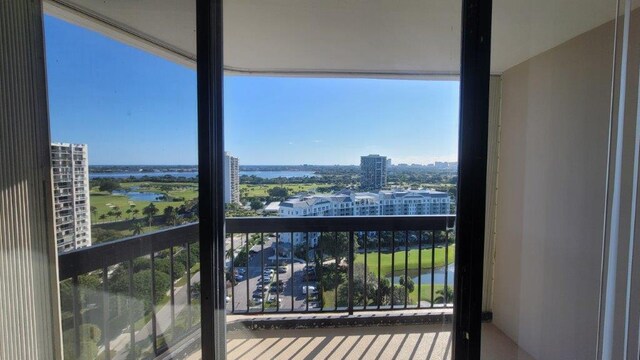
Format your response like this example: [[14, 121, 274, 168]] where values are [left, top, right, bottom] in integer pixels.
[[227, 238, 319, 313]]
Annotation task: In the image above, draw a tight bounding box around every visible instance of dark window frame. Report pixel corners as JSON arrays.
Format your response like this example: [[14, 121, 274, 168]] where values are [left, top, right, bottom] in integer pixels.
[[196, 0, 492, 358]]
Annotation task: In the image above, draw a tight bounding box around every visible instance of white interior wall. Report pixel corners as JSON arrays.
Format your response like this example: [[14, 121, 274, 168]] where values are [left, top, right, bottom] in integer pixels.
[[491, 15, 618, 360]]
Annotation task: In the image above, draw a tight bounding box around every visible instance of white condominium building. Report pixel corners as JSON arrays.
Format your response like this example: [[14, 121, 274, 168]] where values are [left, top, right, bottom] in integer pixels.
[[51, 143, 91, 253], [224, 152, 240, 204], [279, 189, 452, 246]]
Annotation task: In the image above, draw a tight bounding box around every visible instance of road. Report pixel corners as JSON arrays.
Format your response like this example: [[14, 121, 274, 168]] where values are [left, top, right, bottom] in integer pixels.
[[229, 239, 319, 313]]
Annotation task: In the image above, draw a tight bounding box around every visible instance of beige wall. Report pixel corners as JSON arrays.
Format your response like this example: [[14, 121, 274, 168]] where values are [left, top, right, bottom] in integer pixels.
[[491, 17, 617, 360]]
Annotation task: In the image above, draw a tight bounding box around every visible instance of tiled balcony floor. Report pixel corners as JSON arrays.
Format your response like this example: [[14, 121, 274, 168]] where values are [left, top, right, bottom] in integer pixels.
[[188, 322, 534, 359]]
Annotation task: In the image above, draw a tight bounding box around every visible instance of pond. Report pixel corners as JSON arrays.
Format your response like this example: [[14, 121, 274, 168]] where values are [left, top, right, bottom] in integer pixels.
[[112, 190, 166, 202], [389, 263, 455, 286]]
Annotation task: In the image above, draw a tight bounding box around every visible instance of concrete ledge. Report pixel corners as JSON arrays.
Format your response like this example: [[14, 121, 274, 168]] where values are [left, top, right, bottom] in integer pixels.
[[227, 309, 494, 331]]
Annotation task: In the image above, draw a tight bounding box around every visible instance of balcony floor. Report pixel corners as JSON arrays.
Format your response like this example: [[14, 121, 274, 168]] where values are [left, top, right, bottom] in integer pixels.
[[187, 322, 533, 359]]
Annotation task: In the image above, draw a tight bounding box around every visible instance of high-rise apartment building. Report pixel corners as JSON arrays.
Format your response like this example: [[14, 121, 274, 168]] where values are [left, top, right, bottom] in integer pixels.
[[360, 154, 388, 190], [51, 143, 91, 253], [224, 152, 240, 204]]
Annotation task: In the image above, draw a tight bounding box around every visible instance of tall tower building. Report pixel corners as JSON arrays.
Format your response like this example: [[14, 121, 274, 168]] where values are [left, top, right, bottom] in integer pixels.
[[360, 154, 388, 190], [51, 143, 91, 253], [224, 152, 240, 204]]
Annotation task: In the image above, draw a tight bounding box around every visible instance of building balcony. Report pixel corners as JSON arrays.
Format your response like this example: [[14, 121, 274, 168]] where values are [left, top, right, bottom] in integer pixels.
[[56, 215, 470, 359]]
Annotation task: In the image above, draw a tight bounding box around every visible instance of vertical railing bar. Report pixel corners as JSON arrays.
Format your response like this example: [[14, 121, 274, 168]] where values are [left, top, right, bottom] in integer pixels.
[[128, 258, 135, 356], [377, 232, 381, 310], [306, 232, 310, 312], [261, 233, 265, 313], [444, 230, 449, 305], [431, 230, 436, 308], [186, 242, 192, 330], [363, 232, 368, 310], [418, 231, 423, 309], [391, 231, 395, 309], [348, 231, 355, 315], [246, 233, 250, 314], [334, 231, 338, 311], [230, 233, 235, 314], [319, 232, 324, 312], [170, 246, 175, 336], [151, 252, 158, 355], [72, 275, 81, 358], [291, 232, 295, 312], [404, 230, 409, 309], [276, 232, 280, 312], [102, 267, 111, 360]]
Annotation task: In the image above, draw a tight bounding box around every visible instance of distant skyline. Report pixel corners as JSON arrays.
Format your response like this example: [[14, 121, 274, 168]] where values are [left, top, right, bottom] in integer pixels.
[[45, 15, 459, 166]]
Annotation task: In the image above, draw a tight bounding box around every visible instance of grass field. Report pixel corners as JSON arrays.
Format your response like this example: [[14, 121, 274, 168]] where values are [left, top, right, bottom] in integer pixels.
[[320, 283, 451, 307], [240, 183, 324, 197], [90, 181, 198, 222], [354, 246, 455, 278]]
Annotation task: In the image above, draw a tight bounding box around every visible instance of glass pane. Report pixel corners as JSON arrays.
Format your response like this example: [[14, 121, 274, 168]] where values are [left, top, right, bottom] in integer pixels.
[[224, 1, 460, 358], [44, 2, 200, 358], [483, 0, 619, 359]]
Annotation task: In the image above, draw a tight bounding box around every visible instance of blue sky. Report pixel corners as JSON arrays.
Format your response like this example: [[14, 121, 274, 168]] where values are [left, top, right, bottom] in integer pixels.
[[45, 15, 459, 166]]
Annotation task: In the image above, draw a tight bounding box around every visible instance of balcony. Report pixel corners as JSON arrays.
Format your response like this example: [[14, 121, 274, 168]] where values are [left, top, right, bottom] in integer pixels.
[[58, 215, 462, 359]]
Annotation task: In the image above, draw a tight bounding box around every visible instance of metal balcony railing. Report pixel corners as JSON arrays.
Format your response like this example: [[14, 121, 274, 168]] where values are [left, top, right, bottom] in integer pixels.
[[58, 215, 455, 359]]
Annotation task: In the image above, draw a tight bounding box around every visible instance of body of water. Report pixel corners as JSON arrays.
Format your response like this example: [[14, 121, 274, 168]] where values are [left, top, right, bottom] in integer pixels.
[[90, 171, 198, 179], [90, 170, 316, 179], [240, 170, 316, 179], [390, 263, 455, 286], [112, 190, 165, 202]]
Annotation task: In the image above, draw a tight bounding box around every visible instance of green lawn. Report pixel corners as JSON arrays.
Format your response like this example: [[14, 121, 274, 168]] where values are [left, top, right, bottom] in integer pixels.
[[240, 183, 324, 197], [90, 181, 198, 223], [354, 246, 455, 277]]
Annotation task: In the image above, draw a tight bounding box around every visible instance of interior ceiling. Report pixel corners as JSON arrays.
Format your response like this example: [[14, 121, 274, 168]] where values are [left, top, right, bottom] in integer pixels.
[[44, 0, 619, 77]]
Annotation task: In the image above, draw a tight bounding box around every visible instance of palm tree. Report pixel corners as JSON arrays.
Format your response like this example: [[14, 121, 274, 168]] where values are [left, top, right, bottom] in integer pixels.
[[114, 210, 122, 220], [142, 203, 158, 226], [131, 221, 143, 236], [433, 286, 454, 304], [163, 206, 178, 226]]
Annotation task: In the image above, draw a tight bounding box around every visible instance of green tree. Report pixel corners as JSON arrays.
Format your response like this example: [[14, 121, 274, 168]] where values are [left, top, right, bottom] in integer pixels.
[[143, 202, 159, 226], [90, 206, 97, 217], [163, 206, 178, 226], [109, 268, 170, 311], [267, 186, 289, 201], [434, 286, 454, 304], [250, 200, 264, 211], [131, 221, 144, 236], [98, 178, 121, 193], [399, 275, 415, 293], [317, 232, 349, 262]]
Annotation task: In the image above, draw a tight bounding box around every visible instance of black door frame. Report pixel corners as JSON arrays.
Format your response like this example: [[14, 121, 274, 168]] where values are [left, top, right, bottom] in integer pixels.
[[196, 0, 493, 358], [453, 0, 492, 358]]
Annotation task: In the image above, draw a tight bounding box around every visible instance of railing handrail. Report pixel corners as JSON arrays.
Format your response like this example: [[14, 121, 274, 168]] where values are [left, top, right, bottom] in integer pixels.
[[226, 215, 455, 233], [58, 223, 198, 280], [58, 215, 455, 280]]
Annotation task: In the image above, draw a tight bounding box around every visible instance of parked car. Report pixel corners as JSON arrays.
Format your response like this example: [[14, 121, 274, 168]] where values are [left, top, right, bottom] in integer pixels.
[[266, 294, 282, 304], [302, 285, 318, 295], [235, 274, 244, 281], [278, 266, 287, 273], [270, 284, 284, 293]]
